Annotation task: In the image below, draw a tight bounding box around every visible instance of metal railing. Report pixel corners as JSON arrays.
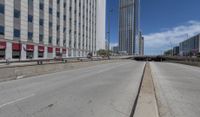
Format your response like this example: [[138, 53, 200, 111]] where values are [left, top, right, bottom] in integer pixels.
[[0, 56, 111, 67]]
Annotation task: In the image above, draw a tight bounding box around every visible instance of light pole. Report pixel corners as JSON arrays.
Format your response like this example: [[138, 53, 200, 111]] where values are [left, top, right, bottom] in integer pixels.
[[19, 40, 21, 62], [169, 41, 173, 56], [107, 1, 113, 59]]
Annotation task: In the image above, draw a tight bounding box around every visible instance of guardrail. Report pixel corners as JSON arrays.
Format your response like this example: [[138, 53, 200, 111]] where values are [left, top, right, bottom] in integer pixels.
[[0, 55, 132, 68], [0, 56, 108, 65], [163, 56, 200, 62], [163, 56, 200, 67], [133, 56, 166, 61]]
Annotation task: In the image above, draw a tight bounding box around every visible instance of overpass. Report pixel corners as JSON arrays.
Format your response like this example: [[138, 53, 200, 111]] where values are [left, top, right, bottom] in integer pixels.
[[132, 55, 166, 61]]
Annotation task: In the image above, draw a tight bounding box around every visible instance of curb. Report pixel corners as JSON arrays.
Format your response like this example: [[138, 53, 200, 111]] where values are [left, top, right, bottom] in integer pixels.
[[133, 62, 159, 117]]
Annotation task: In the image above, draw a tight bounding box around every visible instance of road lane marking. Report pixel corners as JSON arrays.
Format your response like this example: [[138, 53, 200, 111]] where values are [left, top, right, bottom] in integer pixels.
[[0, 94, 35, 108]]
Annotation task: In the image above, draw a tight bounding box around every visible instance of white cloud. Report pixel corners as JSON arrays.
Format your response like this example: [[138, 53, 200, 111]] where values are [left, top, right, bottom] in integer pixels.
[[110, 43, 118, 48], [144, 20, 200, 55]]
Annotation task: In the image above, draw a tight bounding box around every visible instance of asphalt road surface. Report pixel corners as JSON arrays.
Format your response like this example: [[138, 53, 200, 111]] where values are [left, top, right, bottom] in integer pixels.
[[0, 60, 145, 117], [151, 62, 200, 117]]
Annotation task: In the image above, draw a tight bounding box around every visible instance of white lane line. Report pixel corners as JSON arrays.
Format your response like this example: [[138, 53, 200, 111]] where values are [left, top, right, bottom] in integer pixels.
[[0, 94, 35, 108]]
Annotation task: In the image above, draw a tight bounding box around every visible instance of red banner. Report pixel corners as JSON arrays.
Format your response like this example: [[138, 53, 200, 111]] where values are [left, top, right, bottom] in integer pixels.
[[62, 48, 67, 54], [56, 48, 60, 53], [0, 41, 6, 49], [12, 43, 21, 51], [38, 46, 44, 52], [48, 47, 53, 53], [26, 44, 34, 52]]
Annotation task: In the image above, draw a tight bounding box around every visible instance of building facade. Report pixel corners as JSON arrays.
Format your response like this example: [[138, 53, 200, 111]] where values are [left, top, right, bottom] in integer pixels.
[[119, 0, 140, 55], [173, 46, 179, 56], [96, 0, 106, 51], [179, 34, 200, 56], [112, 46, 119, 54], [139, 32, 144, 55], [0, 0, 106, 60], [164, 49, 172, 56]]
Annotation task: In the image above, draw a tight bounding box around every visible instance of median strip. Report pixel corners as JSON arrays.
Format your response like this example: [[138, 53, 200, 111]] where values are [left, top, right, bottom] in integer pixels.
[[133, 62, 159, 117]]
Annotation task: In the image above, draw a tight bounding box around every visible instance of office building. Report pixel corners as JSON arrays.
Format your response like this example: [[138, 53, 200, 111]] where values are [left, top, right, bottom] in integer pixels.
[[0, 0, 106, 60], [119, 0, 140, 55], [179, 34, 200, 56], [173, 46, 179, 56], [164, 49, 173, 56], [139, 32, 144, 55], [112, 46, 119, 53]]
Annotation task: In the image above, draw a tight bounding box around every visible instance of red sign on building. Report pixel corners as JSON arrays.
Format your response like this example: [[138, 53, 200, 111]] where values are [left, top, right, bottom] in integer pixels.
[[62, 48, 67, 54], [12, 43, 21, 51], [26, 44, 34, 51], [48, 47, 53, 53], [56, 48, 60, 53], [38, 46, 45, 52], [0, 41, 6, 49]]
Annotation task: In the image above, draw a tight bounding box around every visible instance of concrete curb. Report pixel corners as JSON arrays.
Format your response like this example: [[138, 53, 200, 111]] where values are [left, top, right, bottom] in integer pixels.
[[134, 63, 159, 117]]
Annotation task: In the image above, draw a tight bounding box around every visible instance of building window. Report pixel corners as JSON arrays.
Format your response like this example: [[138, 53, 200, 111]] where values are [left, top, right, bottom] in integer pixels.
[[38, 52, 44, 58], [27, 51, 34, 59], [12, 51, 20, 59], [39, 34, 43, 43], [63, 28, 66, 32], [49, 22, 53, 27], [64, 15, 66, 21], [57, 12, 60, 18], [57, 38, 60, 45], [0, 25, 4, 35], [0, 49, 5, 59], [49, 8, 53, 14], [28, 32, 33, 40], [57, 0, 60, 4], [64, 2, 66, 8], [28, 0, 33, 4], [14, 29, 20, 38], [49, 37, 52, 44], [40, 3, 44, 10], [63, 40, 66, 46], [40, 19, 44, 26], [0, 4, 4, 14], [14, 9, 20, 18], [28, 15, 33, 22], [57, 25, 60, 31]]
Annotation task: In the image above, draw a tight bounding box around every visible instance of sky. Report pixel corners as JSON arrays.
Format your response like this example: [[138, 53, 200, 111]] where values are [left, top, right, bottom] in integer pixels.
[[107, 0, 200, 55]]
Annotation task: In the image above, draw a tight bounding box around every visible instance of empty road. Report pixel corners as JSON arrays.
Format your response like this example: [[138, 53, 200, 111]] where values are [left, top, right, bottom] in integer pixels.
[[151, 62, 200, 117], [0, 60, 145, 117]]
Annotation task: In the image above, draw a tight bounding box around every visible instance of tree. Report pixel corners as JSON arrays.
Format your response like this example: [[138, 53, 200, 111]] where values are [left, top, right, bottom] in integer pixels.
[[97, 49, 111, 57]]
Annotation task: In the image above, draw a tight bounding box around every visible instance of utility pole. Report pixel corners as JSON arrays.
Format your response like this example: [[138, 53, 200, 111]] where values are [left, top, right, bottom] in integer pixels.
[[170, 41, 173, 56], [19, 40, 21, 62], [107, 1, 113, 59]]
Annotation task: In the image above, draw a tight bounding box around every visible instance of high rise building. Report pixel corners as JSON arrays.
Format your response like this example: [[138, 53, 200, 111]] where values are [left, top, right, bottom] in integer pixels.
[[119, 0, 140, 55], [96, 0, 106, 51], [0, 0, 106, 60], [139, 32, 144, 55]]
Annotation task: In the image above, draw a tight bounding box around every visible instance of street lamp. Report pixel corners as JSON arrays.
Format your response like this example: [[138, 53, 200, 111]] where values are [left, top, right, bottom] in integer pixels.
[[169, 41, 173, 56], [107, 2, 113, 59], [19, 40, 21, 62]]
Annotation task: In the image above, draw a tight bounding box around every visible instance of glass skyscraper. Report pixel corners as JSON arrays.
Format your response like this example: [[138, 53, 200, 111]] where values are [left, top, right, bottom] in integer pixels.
[[119, 0, 140, 55]]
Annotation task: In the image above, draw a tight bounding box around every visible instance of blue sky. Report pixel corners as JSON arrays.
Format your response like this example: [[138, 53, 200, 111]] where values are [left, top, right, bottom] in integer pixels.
[[107, 0, 200, 55]]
